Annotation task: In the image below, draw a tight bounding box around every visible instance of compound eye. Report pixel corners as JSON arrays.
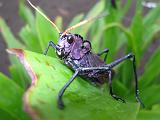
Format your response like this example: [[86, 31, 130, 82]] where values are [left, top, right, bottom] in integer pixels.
[[67, 36, 74, 44]]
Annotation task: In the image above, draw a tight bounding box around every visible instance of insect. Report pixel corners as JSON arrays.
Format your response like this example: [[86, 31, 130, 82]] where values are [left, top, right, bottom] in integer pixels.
[[28, 0, 144, 109]]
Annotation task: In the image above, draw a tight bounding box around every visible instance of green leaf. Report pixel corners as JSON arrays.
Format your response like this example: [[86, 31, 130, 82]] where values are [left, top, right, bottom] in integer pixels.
[[139, 47, 160, 88], [90, 20, 104, 52], [143, 7, 160, 27], [101, 23, 135, 87], [68, 13, 84, 28], [141, 85, 160, 108], [137, 104, 160, 120], [9, 65, 24, 88], [142, 24, 160, 51], [137, 110, 160, 120], [36, 8, 59, 55], [116, 0, 132, 20], [9, 65, 30, 89], [103, 14, 119, 62], [55, 16, 63, 31], [142, 6, 160, 52], [67, 13, 84, 34], [0, 18, 24, 48], [130, 12, 144, 62], [77, 0, 105, 37], [8, 48, 139, 120], [19, 25, 41, 52], [0, 18, 30, 85], [19, 3, 36, 33], [0, 109, 16, 120], [0, 73, 31, 120]]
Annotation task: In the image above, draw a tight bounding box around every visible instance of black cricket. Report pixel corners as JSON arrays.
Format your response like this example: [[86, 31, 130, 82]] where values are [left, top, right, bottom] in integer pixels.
[[28, 0, 144, 109]]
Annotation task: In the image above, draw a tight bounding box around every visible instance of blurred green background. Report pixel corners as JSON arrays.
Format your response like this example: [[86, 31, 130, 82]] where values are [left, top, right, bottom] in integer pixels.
[[0, 0, 160, 120]]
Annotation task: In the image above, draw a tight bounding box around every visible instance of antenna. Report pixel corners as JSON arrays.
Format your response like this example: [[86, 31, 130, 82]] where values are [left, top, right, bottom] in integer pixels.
[[27, 0, 60, 33], [62, 12, 109, 36]]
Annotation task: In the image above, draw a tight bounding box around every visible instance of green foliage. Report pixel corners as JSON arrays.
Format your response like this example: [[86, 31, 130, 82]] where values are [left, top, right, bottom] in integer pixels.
[[0, 0, 160, 119], [0, 73, 31, 120]]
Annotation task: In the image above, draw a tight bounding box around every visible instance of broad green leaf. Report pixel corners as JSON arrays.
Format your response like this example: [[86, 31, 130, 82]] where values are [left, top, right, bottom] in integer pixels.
[[8, 48, 139, 120], [0, 73, 31, 120]]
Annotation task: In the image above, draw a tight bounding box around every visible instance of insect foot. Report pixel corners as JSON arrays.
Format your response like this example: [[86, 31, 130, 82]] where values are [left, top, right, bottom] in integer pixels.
[[57, 98, 65, 109], [111, 94, 126, 103], [135, 90, 145, 108]]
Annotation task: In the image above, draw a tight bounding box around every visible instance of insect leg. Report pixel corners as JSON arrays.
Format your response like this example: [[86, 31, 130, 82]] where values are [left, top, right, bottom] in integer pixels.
[[44, 41, 57, 55], [58, 70, 79, 109], [81, 67, 125, 102], [108, 70, 125, 102], [132, 55, 145, 108], [97, 48, 109, 62], [108, 53, 144, 107]]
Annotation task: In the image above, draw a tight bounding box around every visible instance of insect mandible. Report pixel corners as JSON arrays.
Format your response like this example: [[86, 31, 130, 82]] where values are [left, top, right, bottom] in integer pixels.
[[28, 0, 144, 109]]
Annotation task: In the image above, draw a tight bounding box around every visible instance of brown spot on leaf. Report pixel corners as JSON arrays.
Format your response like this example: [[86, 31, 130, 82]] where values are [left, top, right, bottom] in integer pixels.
[[45, 60, 56, 70], [36, 73, 41, 80], [45, 60, 50, 66], [37, 99, 46, 104], [34, 57, 41, 63], [46, 83, 55, 91]]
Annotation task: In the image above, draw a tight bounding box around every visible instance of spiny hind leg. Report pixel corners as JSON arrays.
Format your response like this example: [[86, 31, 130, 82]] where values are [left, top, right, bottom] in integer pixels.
[[108, 70, 125, 103], [108, 53, 144, 107]]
